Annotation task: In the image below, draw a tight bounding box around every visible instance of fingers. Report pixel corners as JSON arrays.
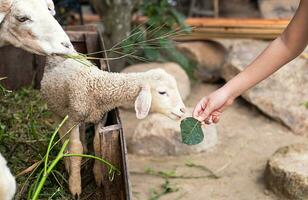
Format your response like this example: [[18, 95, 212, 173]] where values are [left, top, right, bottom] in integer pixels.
[[203, 115, 213, 125], [193, 97, 209, 121], [212, 115, 220, 123], [193, 94, 230, 124], [196, 101, 215, 122], [204, 110, 221, 124], [205, 100, 232, 124], [212, 111, 221, 123]]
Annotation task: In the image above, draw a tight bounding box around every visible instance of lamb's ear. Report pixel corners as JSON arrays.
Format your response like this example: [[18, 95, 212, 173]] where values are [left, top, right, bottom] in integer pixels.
[[0, 0, 12, 22], [135, 85, 152, 119], [46, 0, 56, 16]]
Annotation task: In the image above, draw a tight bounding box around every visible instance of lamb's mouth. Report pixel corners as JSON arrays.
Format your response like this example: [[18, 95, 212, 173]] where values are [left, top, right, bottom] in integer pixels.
[[171, 112, 182, 119], [51, 53, 65, 57], [53, 53, 71, 56]]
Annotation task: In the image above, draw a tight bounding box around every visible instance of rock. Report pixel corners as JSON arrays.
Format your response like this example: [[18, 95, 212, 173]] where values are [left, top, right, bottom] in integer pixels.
[[176, 41, 227, 83], [221, 39, 308, 135], [258, 0, 299, 19], [265, 143, 308, 199], [128, 108, 218, 156], [121, 62, 191, 101]]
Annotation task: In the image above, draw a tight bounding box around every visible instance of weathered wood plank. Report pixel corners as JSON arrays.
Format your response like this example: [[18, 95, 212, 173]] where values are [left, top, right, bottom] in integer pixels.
[[0, 46, 34, 90], [99, 129, 126, 200]]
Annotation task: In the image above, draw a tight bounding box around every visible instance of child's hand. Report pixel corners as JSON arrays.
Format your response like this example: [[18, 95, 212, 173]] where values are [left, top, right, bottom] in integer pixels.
[[193, 88, 234, 124]]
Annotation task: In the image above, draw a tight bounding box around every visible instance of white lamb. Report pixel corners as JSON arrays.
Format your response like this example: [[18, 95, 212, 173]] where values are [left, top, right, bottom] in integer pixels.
[[0, 153, 16, 200], [41, 57, 186, 196]]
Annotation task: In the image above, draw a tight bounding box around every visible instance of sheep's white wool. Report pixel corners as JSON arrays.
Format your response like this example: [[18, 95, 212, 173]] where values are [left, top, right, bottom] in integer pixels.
[[42, 57, 186, 124], [0, 153, 16, 200]]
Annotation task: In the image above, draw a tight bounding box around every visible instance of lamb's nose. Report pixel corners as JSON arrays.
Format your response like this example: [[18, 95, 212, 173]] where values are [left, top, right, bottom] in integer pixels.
[[180, 107, 186, 113], [61, 42, 72, 49]]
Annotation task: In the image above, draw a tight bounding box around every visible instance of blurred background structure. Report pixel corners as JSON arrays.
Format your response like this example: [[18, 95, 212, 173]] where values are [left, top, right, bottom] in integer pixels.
[[50, 0, 299, 72]]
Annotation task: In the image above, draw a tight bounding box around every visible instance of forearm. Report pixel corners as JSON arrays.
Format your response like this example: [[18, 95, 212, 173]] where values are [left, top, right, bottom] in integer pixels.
[[222, 36, 298, 99], [221, 0, 308, 99]]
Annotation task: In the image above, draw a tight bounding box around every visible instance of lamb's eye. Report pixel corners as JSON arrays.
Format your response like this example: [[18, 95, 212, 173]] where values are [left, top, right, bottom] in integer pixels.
[[16, 16, 30, 23], [158, 91, 167, 96]]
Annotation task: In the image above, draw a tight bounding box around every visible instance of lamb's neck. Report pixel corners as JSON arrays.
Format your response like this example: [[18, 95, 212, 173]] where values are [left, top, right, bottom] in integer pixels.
[[94, 72, 146, 108]]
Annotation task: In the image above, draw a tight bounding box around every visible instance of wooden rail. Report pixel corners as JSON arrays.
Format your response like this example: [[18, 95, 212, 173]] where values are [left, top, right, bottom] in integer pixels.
[[83, 15, 290, 39], [176, 18, 289, 40], [185, 18, 289, 28], [133, 16, 290, 40]]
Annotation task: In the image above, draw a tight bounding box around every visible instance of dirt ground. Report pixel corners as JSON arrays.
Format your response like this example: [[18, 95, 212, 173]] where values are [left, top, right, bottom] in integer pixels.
[[121, 83, 308, 200]]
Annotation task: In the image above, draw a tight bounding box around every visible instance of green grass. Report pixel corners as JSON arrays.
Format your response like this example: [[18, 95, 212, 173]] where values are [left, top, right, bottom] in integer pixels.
[[149, 179, 178, 200], [0, 87, 74, 200], [303, 101, 308, 109]]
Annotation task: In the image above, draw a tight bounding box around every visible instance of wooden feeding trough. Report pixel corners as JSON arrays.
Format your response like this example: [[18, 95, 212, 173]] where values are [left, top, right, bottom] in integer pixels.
[[0, 25, 131, 199]]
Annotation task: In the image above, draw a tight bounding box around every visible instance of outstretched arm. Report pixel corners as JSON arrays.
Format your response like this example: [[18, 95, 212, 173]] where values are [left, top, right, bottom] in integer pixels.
[[193, 0, 308, 123]]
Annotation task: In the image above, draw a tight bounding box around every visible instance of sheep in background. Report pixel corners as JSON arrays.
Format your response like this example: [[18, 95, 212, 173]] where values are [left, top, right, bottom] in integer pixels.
[[0, 0, 75, 55], [0, 153, 16, 200], [41, 57, 186, 196]]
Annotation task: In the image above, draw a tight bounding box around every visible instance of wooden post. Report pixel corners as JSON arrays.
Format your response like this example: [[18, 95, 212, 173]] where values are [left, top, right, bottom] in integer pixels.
[[96, 111, 131, 200], [214, 0, 219, 18]]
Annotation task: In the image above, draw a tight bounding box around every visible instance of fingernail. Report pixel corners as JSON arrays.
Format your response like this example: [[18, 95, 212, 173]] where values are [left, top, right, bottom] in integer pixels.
[[208, 116, 213, 124]]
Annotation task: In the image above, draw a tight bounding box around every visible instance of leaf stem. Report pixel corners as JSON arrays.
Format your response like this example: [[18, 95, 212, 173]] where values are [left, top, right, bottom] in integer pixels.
[[63, 154, 121, 175], [32, 140, 69, 200], [44, 116, 68, 174]]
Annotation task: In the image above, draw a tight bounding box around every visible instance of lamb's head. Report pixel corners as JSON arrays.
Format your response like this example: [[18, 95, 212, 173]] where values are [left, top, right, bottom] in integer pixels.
[[0, 0, 75, 55], [135, 69, 186, 120]]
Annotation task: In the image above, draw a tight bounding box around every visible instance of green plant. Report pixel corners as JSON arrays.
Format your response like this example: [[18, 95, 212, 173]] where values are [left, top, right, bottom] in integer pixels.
[[145, 167, 177, 179], [119, 0, 196, 78], [28, 116, 120, 200], [146, 167, 179, 199], [149, 179, 179, 200], [0, 87, 120, 199], [302, 101, 308, 109]]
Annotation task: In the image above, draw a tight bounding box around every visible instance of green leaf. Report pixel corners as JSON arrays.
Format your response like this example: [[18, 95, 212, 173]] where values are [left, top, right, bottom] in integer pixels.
[[180, 117, 204, 145]]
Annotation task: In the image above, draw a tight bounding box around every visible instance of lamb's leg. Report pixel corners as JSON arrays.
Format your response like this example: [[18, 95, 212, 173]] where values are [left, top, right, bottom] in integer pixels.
[[93, 115, 108, 187], [68, 125, 83, 197], [79, 123, 88, 153]]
